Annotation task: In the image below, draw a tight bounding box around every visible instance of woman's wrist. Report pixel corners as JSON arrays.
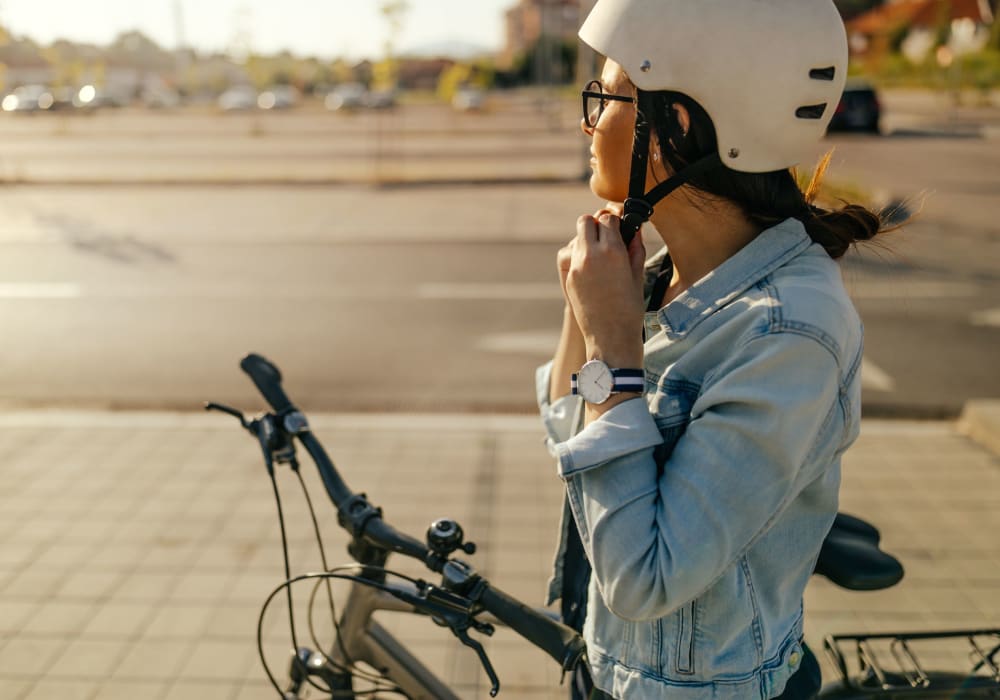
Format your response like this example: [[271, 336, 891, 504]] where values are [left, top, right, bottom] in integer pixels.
[[584, 338, 643, 370]]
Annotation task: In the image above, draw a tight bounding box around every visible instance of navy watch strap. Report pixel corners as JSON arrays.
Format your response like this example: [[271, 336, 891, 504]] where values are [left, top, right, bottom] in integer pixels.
[[610, 368, 644, 392], [571, 368, 645, 395]]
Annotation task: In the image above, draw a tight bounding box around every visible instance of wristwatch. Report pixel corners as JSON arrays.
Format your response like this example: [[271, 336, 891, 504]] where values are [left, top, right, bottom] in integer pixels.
[[571, 360, 645, 405]]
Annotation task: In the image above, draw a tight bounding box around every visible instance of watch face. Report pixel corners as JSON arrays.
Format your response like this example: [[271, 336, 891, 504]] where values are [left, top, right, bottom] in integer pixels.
[[578, 360, 613, 404]]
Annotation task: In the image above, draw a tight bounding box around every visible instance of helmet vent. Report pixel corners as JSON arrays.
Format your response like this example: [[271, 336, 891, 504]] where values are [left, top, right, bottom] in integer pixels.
[[809, 67, 836, 81], [795, 104, 828, 120]]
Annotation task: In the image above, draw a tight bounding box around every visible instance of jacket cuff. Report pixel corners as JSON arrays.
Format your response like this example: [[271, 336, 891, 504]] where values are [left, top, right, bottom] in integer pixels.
[[536, 362, 585, 455], [555, 398, 663, 478]]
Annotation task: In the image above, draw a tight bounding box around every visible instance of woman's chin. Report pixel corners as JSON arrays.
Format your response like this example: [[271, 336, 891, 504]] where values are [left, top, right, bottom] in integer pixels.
[[589, 175, 627, 203]]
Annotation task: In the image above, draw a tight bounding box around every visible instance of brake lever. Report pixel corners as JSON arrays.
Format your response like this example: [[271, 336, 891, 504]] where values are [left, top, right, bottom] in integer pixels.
[[205, 402, 252, 429], [455, 626, 501, 697]]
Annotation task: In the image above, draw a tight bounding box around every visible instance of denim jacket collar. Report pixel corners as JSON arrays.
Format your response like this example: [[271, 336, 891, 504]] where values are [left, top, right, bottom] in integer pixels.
[[658, 218, 813, 339]]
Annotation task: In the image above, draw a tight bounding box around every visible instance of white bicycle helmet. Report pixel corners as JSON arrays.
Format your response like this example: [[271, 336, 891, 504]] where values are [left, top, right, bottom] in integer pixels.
[[579, 0, 848, 237]]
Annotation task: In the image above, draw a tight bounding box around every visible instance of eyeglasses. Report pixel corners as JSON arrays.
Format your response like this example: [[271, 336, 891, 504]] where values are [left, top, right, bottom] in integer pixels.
[[581, 79, 636, 129]]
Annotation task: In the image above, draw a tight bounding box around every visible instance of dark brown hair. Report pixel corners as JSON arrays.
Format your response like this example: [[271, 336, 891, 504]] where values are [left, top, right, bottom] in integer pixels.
[[644, 90, 889, 260]]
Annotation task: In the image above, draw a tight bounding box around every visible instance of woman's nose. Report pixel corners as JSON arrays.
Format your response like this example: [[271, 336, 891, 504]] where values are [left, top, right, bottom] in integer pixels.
[[580, 117, 594, 137]]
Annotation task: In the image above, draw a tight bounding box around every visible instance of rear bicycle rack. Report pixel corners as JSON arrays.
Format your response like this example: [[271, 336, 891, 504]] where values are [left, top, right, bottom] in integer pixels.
[[823, 629, 1000, 696]]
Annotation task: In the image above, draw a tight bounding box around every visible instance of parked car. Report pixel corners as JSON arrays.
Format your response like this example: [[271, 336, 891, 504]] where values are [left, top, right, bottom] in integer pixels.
[[257, 85, 299, 110], [828, 81, 881, 134], [365, 89, 397, 110], [218, 85, 259, 112], [324, 83, 367, 111], [2, 85, 56, 112], [452, 87, 486, 112], [73, 84, 129, 109], [142, 87, 182, 109]]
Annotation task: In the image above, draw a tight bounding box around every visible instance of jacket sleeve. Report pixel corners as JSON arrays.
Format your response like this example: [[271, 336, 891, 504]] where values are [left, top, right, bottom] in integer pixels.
[[536, 360, 586, 455], [557, 331, 842, 622]]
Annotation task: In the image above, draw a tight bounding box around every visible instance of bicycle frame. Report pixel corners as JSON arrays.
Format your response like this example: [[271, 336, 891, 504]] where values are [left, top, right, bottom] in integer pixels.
[[325, 577, 463, 700]]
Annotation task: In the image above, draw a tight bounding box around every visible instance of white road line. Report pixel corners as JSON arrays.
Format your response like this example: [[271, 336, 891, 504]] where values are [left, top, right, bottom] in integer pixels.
[[477, 331, 560, 354], [417, 283, 561, 301], [845, 281, 979, 300], [0, 283, 82, 299], [861, 358, 896, 392], [970, 308, 1000, 328]]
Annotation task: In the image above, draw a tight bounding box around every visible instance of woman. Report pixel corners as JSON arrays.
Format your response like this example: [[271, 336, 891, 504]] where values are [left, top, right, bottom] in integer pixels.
[[536, 1, 887, 698]]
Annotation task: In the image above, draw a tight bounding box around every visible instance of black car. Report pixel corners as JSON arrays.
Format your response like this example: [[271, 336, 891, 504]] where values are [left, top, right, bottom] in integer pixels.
[[827, 81, 881, 134]]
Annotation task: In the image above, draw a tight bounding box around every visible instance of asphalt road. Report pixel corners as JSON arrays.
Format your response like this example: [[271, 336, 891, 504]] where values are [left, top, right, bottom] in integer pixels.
[[0, 96, 996, 416]]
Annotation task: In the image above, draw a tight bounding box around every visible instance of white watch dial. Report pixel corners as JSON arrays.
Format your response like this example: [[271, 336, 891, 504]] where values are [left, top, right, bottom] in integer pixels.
[[578, 360, 613, 404]]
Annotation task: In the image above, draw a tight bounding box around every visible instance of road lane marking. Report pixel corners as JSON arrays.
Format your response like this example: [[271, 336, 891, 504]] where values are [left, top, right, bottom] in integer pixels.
[[970, 308, 1000, 328], [0, 283, 82, 299], [845, 281, 978, 300], [418, 283, 561, 301], [861, 358, 895, 392], [477, 331, 560, 354]]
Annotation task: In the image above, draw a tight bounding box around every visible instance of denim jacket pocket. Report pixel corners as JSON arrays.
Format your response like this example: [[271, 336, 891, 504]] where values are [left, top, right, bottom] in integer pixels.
[[675, 599, 698, 675]]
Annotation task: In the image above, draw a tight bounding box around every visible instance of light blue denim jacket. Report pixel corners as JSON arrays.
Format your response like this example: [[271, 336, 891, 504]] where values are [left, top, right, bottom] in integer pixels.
[[536, 218, 863, 699]]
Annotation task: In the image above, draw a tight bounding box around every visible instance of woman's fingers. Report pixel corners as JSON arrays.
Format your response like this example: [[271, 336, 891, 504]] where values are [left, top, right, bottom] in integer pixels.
[[577, 214, 599, 244]]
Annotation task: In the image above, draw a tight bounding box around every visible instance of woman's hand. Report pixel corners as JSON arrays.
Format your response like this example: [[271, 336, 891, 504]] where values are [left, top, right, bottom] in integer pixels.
[[565, 211, 646, 370], [557, 203, 625, 308]]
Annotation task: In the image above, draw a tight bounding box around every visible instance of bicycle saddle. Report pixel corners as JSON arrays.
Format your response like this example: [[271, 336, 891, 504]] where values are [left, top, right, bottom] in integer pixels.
[[814, 512, 904, 591]]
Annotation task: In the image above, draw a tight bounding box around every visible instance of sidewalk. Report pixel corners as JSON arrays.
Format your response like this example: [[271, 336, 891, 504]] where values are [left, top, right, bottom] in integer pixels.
[[0, 410, 997, 700]]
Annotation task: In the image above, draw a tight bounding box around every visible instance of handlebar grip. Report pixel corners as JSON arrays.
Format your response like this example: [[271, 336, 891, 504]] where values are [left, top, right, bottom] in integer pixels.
[[240, 353, 295, 414], [478, 584, 586, 672]]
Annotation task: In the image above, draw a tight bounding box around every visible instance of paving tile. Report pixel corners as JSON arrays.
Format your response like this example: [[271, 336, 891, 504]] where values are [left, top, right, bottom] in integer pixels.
[[142, 604, 214, 639], [0, 637, 66, 676], [112, 573, 179, 602], [0, 599, 39, 634], [166, 572, 235, 604], [200, 604, 264, 641], [165, 680, 240, 700], [112, 639, 193, 681], [79, 602, 156, 640], [0, 543, 42, 569], [176, 639, 256, 682], [18, 600, 96, 637], [49, 638, 130, 679], [91, 680, 169, 700], [54, 571, 126, 602], [21, 678, 98, 700], [1, 569, 67, 601], [0, 678, 32, 699]]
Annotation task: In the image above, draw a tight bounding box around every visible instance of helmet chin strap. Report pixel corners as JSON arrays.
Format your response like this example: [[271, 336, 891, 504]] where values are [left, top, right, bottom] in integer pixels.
[[619, 91, 722, 245]]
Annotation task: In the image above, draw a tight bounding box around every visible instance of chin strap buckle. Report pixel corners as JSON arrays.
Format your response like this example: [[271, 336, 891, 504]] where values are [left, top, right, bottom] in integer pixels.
[[621, 198, 654, 244]]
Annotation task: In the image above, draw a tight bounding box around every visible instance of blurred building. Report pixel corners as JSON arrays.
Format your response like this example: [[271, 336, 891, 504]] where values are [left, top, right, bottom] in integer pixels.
[[502, 0, 581, 67], [847, 0, 995, 61], [398, 58, 455, 90]]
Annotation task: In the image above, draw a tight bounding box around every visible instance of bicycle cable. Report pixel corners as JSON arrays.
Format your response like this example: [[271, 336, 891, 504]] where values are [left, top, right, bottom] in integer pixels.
[[294, 468, 364, 677], [292, 469, 395, 689], [270, 465, 388, 696], [258, 570, 422, 698]]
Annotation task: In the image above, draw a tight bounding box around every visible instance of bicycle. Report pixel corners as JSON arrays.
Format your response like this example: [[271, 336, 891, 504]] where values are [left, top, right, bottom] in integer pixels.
[[207, 353, 999, 699]]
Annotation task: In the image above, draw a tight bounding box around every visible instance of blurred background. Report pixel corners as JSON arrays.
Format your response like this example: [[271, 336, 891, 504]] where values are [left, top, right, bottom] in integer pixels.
[[0, 0, 997, 417]]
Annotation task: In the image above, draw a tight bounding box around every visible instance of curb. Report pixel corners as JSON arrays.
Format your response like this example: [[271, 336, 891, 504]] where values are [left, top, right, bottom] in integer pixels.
[[957, 400, 1000, 457]]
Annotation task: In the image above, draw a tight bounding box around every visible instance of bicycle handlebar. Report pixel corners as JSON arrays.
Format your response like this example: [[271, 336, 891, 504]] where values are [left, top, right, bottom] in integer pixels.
[[241, 353, 295, 415], [236, 353, 585, 675], [477, 584, 586, 672]]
